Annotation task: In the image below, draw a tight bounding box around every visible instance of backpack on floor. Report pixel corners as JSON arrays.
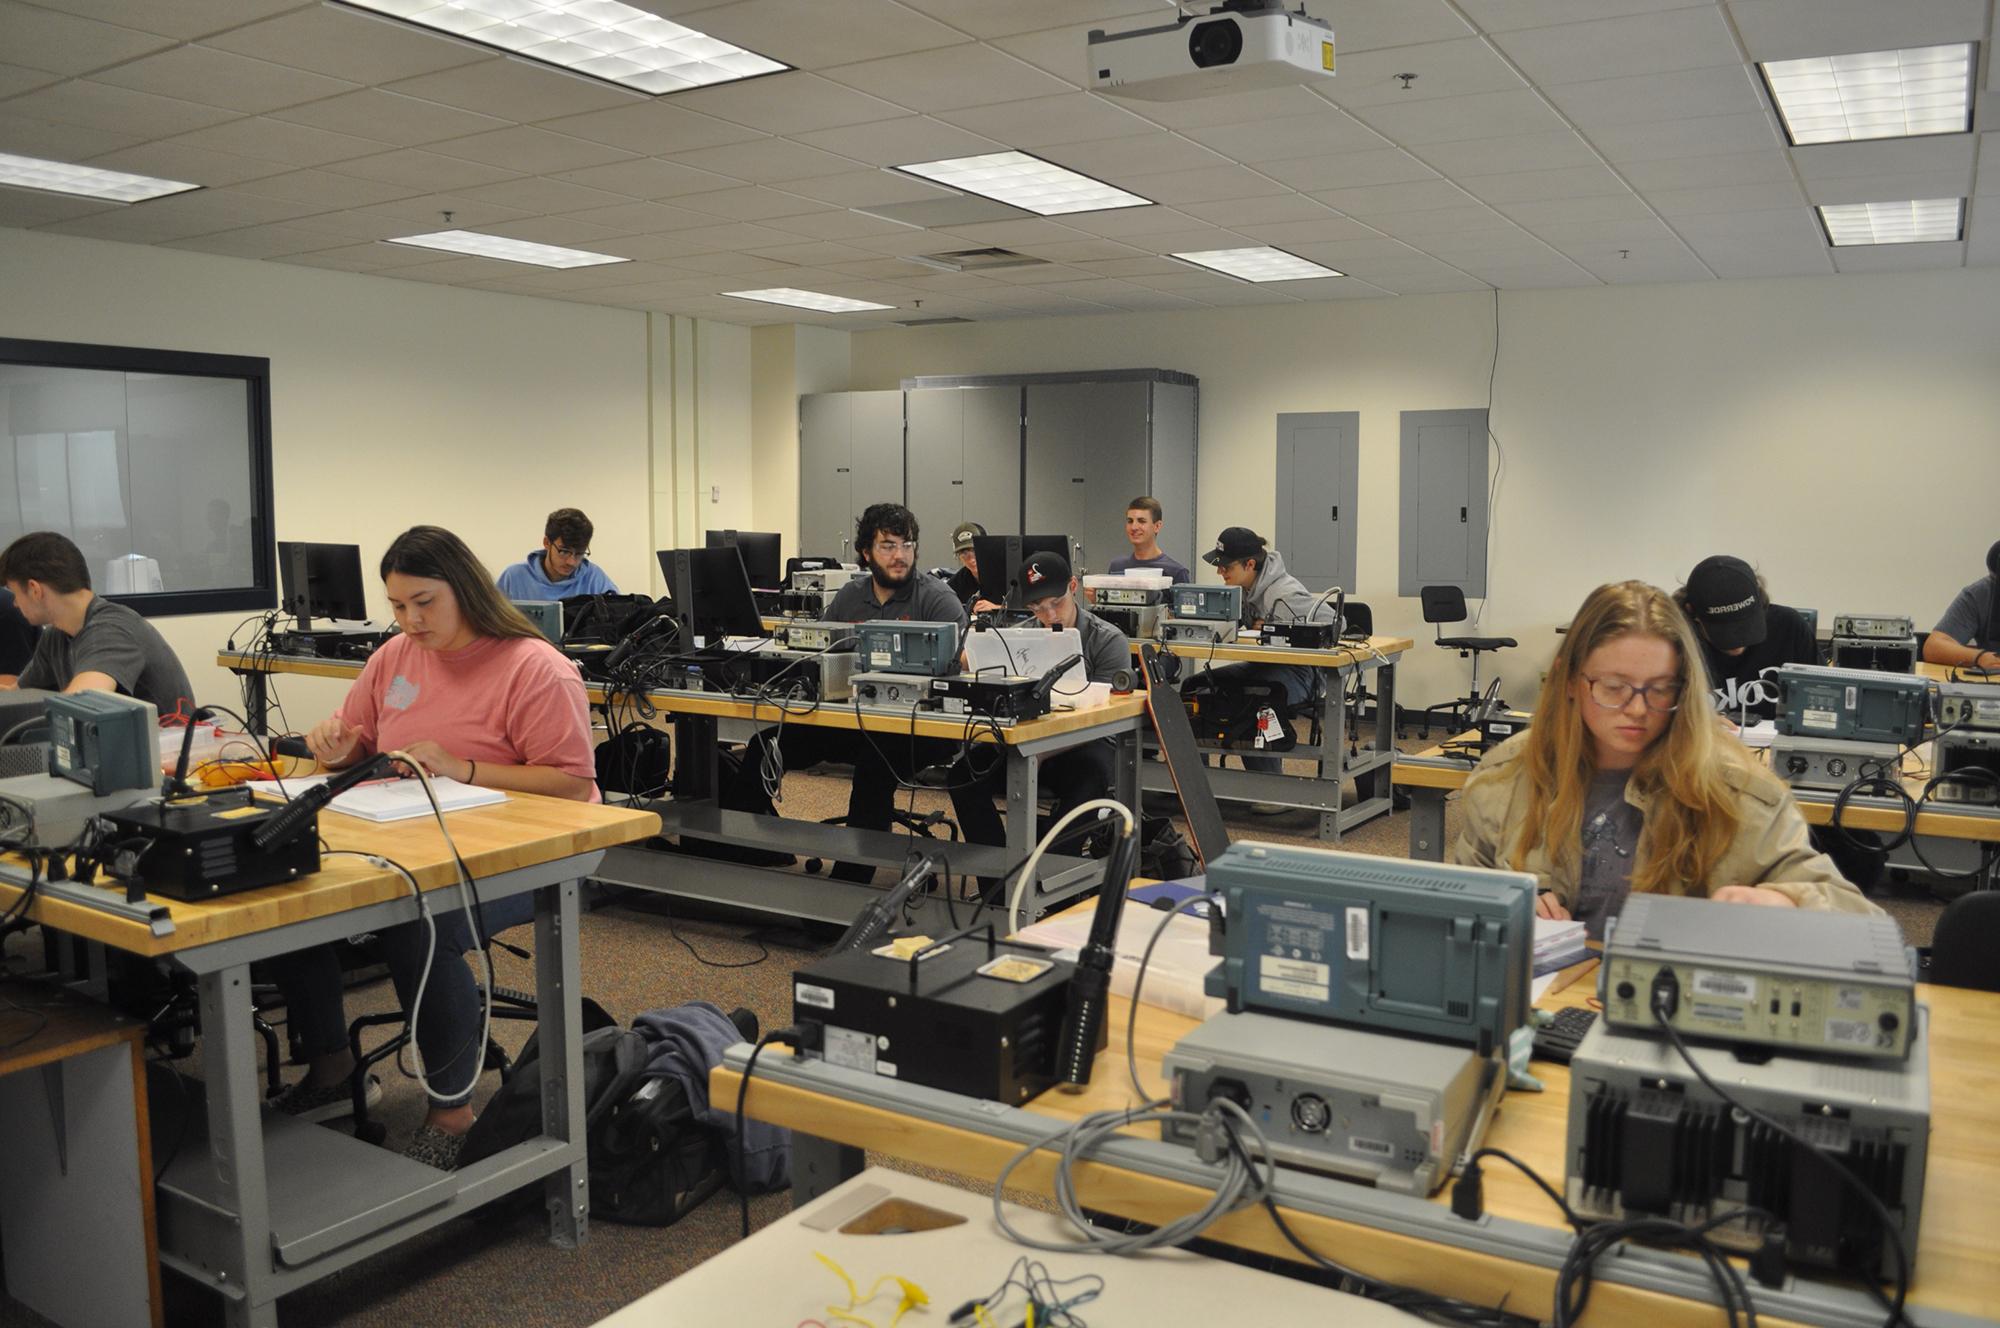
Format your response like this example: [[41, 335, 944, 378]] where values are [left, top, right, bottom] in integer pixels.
[[1178, 676, 1298, 752], [456, 1010, 641, 1172]]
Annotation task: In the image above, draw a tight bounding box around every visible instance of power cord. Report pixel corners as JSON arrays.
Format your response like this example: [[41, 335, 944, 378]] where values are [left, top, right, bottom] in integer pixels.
[[736, 1023, 821, 1239]]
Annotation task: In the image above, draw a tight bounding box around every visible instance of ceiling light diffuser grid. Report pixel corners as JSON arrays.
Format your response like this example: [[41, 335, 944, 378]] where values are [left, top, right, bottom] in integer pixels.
[[0, 151, 198, 203], [896, 151, 1153, 217], [1816, 198, 1963, 246], [339, 0, 788, 95], [385, 229, 630, 267], [1760, 43, 1974, 145], [1171, 246, 1343, 282], [722, 288, 895, 313]]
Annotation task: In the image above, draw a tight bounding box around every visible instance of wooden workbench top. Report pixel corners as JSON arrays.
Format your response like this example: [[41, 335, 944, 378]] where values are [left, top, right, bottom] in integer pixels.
[[1137, 634, 1414, 669]]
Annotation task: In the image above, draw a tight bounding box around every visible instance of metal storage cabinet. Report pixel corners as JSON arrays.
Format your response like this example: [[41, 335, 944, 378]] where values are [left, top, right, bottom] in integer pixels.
[[905, 385, 1022, 548], [797, 390, 904, 563], [1275, 410, 1360, 593]]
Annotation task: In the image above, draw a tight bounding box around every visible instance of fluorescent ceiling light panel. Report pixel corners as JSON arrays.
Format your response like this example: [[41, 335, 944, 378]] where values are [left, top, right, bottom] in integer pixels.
[[1817, 198, 1963, 246], [1760, 43, 1973, 145], [896, 151, 1153, 217], [722, 288, 895, 313], [339, 0, 787, 95], [385, 229, 629, 267], [0, 151, 198, 203], [1171, 246, 1342, 282]]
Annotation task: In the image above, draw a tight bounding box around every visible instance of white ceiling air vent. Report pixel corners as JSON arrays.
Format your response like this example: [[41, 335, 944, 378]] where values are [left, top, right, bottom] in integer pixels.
[[902, 248, 1049, 273], [895, 315, 975, 326]]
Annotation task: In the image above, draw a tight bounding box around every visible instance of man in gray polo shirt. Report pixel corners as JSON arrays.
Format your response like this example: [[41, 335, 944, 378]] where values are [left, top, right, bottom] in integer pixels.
[[1923, 540, 2000, 673], [0, 530, 193, 717]]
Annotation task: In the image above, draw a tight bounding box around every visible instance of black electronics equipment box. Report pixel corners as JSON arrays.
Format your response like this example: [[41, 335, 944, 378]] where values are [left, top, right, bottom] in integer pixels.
[[1259, 621, 1340, 649], [791, 932, 1100, 1105], [101, 788, 321, 901], [1479, 706, 1532, 751], [928, 673, 1049, 722], [275, 627, 392, 660]]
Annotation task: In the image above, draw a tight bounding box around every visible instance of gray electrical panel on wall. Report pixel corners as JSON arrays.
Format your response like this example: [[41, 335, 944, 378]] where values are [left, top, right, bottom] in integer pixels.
[[1398, 408, 1489, 598], [905, 385, 1022, 549], [1275, 411, 1358, 593], [798, 390, 904, 564], [904, 369, 1198, 576]]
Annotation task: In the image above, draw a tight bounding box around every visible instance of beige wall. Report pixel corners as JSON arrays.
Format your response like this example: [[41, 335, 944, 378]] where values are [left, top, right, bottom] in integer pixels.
[[0, 226, 745, 726], [850, 268, 2000, 705], [749, 323, 850, 559]]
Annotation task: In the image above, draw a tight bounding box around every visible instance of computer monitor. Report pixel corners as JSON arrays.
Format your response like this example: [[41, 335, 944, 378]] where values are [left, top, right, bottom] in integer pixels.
[[278, 541, 367, 631], [658, 548, 766, 645], [972, 534, 1073, 612], [705, 530, 783, 590]]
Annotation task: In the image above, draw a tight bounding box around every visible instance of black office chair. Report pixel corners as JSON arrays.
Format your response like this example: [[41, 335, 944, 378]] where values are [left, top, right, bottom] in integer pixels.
[[1417, 585, 1516, 737], [1923, 890, 2000, 992], [1342, 600, 1373, 638]]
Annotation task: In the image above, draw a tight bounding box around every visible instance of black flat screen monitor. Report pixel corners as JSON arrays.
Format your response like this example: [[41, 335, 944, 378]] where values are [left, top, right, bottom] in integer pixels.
[[659, 548, 766, 644], [972, 534, 1072, 612], [705, 529, 782, 590], [278, 541, 367, 630]]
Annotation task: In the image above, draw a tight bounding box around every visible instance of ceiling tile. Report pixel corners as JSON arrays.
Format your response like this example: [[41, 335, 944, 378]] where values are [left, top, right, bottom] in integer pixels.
[[764, 208, 922, 240], [1230, 216, 1378, 246], [670, 72, 904, 135], [1039, 133, 1232, 181], [1455, 259, 1596, 288], [1792, 136, 1978, 182], [1310, 178, 1474, 214], [0, 186, 120, 228], [0, 79, 240, 138], [1073, 255, 1207, 278], [1314, 38, 1527, 108], [1671, 207, 1825, 243], [665, 249, 803, 275], [556, 199, 719, 231], [776, 168, 956, 208], [1323, 0, 1474, 52], [1350, 88, 1568, 145], [468, 216, 631, 247], [1494, 7, 1744, 85], [1546, 65, 1766, 130], [1124, 85, 1333, 132], [159, 116, 398, 168], [1420, 230, 1560, 261], [1366, 204, 1522, 236], [670, 186, 830, 221], [385, 60, 639, 122], [160, 224, 347, 260], [0, 2, 175, 76], [1284, 236, 1430, 264], [0, 111, 143, 159], [1178, 193, 1347, 226], [1804, 170, 1979, 206], [1494, 193, 1657, 226], [533, 102, 762, 155], [1181, 110, 1391, 163], [282, 209, 435, 241], [1015, 237, 1147, 262], [1829, 240, 1966, 273], [20, 0, 309, 41], [1979, 134, 2000, 196], [1570, 248, 1715, 283], [427, 126, 635, 174], [896, 0, 1160, 40], [678, 0, 969, 70], [201, 6, 493, 83], [1458, 0, 1714, 32], [37, 186, 325, 241], [452, 176, 639, 215], [82, 140, 283, 188], [743, 239, 875, 266], [822, 43, 1073, 114], [1648, 179, 1808, 215], [1114, 164, 1287, 204], [793, 116, 1005, 168], [1620, 149, 1795, 190], [268, 89, 511, 148], [1727, 0, 1990, 63], [1042, 205, 1203, 237], [1687, 236, 1832, 278], [937, 92, 1159, 147], [550, 157, 742, 199], [94, 45, 361, 115], [358, 194, 533, 231], [1418, 130, 1599, 176], [935, 218, 1088, 247], [1590, 112, 1782, 164], [274, 243, 424, 272], [0, 63, 61, 98], [324, 147, 521, 192], [668, 137, 861, 183], [1458, 164, 1634, 203], [229, 168, 421, 209], [1261, 148, 1439, 191], [1525, 216, 1679, 247]]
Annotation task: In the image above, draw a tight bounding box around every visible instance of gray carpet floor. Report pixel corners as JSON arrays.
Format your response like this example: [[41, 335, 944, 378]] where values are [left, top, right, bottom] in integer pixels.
[[0, 745, 1945, 1327]]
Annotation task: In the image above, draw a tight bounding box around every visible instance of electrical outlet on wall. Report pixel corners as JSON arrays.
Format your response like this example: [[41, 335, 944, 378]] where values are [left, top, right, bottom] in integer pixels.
[[710, 485, 720, 503]]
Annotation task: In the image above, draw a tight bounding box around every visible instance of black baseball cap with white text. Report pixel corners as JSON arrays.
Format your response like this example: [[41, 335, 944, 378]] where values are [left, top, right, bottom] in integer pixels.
[[1683, 555, 1767, 651]]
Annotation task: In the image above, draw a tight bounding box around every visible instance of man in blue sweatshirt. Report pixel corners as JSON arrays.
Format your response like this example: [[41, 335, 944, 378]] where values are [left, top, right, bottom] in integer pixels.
[[497, 508, 618, 600]]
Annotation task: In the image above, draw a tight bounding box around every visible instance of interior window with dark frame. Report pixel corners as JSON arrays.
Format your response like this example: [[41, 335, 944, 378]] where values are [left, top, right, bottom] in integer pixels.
[[0, 336, 275, 618]]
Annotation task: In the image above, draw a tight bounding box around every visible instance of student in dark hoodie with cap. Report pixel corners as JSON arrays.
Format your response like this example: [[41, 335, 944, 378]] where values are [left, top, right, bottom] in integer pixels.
[[1200, 527, 1340, 791], [1675, 555, 1818, 723]]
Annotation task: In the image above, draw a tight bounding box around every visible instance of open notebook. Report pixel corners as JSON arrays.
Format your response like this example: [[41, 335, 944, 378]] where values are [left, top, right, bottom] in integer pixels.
[[245, 774, 508, 823]]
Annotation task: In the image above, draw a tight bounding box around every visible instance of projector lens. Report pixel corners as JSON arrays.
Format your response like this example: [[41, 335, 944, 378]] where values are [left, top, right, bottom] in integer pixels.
[[1188, 17, 1243, 68]]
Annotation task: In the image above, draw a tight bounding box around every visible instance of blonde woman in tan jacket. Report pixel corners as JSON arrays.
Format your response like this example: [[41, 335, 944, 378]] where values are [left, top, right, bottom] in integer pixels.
[[1451, 580, 1879, 938]]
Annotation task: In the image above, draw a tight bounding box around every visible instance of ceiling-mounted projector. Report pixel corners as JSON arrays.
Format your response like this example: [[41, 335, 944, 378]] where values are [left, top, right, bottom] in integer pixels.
[[1087, 1, 1334, 101]]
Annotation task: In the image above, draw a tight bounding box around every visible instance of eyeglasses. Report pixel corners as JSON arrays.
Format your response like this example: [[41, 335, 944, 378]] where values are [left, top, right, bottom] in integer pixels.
[[550, 543, 589, 559], [872, 540, 917, 557], [1582, 675, 1683, 712]]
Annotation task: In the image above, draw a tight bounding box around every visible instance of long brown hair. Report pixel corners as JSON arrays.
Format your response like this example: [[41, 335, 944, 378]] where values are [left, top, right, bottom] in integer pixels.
[[1510, 580, 1741, 894], [380, 526, 542, 643]]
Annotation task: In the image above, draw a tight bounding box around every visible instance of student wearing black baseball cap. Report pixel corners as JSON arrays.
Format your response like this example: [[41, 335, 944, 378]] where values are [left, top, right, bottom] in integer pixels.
[[1675, 555, 1817, 723], [948, 552, 1128, 873], [1923, 540, 2000, 672]]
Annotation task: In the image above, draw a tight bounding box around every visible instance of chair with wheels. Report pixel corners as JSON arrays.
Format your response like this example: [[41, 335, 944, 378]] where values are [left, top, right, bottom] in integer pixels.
[[1416, 585, 1516, 738], [1923, 890, 2000, 992]]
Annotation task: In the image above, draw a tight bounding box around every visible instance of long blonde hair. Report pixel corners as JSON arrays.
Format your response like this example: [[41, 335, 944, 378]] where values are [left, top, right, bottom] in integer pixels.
[[1510, 581, 1740, 894]]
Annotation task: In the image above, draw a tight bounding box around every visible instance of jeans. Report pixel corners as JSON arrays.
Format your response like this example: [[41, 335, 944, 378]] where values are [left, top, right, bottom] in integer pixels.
[[947, 739, 1120, 882], [272, 890, 533, 1108], [1203, 662, 1316, 774], [725, 724, 912, 882]]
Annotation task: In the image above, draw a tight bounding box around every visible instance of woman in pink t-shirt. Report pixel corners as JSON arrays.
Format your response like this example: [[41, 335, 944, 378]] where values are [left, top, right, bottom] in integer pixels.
[[273, 526, 597, 1170]]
